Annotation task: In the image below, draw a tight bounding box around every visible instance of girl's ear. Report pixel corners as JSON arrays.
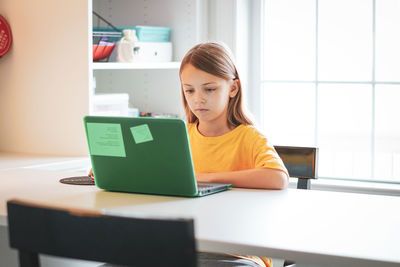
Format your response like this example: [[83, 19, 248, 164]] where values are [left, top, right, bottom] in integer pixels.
[[229, 79, 239, 98]]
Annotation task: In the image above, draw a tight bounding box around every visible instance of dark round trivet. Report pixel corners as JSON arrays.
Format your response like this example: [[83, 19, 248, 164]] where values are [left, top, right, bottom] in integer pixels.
[[59, 176, 95, 185]]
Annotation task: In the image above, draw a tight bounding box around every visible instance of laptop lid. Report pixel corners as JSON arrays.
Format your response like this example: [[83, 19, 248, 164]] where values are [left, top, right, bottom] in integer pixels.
[[83, 116, 230, 197]]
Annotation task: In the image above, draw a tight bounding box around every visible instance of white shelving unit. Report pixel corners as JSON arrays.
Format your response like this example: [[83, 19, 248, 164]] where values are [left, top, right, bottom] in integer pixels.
[[90, 0, 207, 117], [0, 0, 241, 156]]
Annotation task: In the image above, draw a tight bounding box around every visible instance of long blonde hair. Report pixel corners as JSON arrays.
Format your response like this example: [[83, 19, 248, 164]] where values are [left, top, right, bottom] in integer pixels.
[[179, 42, 253, 127]]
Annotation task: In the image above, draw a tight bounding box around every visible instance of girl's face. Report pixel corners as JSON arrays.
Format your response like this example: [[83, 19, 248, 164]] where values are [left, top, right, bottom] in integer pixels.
[[180, 64, 237, 125]]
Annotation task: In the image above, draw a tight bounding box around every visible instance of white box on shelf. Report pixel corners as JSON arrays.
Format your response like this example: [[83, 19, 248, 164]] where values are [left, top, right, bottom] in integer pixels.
[[93, 93, 129, 116], [134, 42, 172, 62]]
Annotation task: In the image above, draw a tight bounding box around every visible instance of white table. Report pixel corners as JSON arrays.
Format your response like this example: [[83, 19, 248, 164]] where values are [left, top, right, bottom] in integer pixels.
[[1, 156, 400, 267]]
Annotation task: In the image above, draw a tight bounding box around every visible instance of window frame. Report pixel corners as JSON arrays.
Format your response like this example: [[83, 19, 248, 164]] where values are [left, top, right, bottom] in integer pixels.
[[249, 0, 400, 186]]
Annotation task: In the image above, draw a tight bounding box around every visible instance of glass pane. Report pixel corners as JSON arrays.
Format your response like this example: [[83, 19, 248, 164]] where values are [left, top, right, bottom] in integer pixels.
[[263, 0, 315, 81], [375, 85, 400, 181], [318, 0, 373, 81], [375, 0, 400, 82], [262, 83, 315, 147], [318, 84, 372, 179]]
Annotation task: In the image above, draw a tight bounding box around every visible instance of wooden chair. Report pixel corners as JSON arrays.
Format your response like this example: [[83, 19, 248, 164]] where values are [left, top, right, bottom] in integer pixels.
[[7, 199, 197, 267], [275, 146, 318, 267]]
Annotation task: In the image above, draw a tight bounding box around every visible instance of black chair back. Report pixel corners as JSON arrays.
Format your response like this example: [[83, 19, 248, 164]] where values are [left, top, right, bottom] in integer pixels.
[[7, 199, 197, 267], [275, 146, 318, 189]]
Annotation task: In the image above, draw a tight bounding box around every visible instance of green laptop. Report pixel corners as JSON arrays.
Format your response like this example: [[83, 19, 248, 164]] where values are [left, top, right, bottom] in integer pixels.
[[83, 116, 232, 197]]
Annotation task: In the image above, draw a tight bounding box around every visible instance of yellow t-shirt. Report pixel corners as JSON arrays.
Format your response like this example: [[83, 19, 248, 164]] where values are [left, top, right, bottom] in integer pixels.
[[188, 123, 284, 267], [187, 123, 288, 176]]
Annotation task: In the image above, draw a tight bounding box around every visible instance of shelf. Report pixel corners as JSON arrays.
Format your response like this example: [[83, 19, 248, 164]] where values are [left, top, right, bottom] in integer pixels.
[[92, 61, 181, 70]]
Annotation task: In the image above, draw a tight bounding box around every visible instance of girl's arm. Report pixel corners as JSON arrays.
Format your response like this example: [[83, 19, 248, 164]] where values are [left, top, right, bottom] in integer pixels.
[[196, 168, 288, 190]]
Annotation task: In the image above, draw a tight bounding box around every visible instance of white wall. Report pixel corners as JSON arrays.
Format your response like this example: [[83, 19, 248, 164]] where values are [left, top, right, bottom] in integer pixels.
[[0, 0, 90, 156]]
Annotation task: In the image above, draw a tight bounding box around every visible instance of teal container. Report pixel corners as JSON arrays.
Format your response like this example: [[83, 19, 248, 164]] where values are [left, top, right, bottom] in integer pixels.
[[135, 26, 171, 42]]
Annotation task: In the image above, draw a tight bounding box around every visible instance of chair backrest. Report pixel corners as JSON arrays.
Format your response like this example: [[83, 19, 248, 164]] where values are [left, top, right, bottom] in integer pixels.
[[7, 199, 197, 267], [275, 146, 318, 189]]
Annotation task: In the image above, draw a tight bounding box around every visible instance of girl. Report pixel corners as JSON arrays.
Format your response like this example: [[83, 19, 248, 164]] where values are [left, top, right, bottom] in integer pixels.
[[180, 42, 288, 267], [88, 42, 288, 266], [180, 42, 288, 190]]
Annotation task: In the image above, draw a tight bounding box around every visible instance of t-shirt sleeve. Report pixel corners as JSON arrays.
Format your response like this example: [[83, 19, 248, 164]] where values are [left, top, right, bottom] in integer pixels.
[[252, 133, 289, 177]]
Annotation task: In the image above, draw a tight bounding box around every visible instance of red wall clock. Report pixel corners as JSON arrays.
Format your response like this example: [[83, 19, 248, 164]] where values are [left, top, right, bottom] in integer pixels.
[[0, 15, 12, 57]]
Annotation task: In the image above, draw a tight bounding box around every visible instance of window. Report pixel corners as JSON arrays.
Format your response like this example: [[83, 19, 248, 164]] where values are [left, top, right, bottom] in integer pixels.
[[260, 0, 400, 182]]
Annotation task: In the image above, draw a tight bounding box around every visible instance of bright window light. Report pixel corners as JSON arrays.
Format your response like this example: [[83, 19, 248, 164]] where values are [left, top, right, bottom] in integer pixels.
[[263, 0, 315, 81], [375, 0, 400, 81], [318, 0, 372, 81], [261, 0, 400, 182], [262, 83, 315, 147]]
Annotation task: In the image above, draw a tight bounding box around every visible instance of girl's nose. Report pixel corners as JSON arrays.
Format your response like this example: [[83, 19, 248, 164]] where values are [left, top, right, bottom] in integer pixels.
[[194, 93, 206, 103]]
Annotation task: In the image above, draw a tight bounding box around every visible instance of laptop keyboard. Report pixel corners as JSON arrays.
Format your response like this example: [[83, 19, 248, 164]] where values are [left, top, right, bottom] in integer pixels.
[[196, 182, 230, 195], [197, 182, 223, 190], [197, 184, 214, 190]]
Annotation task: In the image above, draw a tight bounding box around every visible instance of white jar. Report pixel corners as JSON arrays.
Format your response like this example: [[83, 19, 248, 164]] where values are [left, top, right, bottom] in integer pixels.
[[116, 29, 138, 62]]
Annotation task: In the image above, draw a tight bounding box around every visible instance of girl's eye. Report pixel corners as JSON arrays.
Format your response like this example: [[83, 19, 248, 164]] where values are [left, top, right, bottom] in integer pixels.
[[185, 89, 194, 94], [205, 88, 216, 92]]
